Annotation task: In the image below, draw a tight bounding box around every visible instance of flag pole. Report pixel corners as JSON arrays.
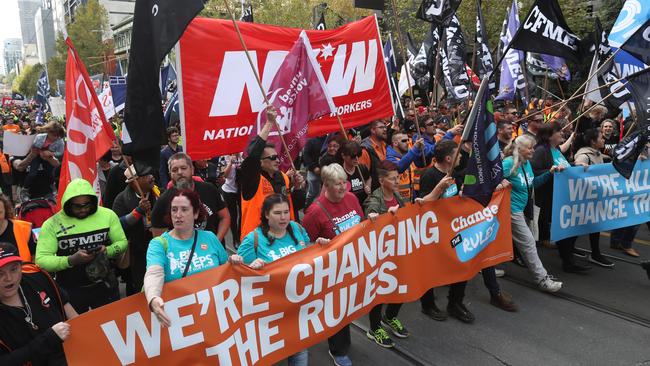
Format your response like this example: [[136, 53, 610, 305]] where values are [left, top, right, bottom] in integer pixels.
[[432, 26, 443, 107], [222, 0, 297, 172], [389, 0, 427, 166], [556, 78, 565, 99], [562, 81, 630, 132]]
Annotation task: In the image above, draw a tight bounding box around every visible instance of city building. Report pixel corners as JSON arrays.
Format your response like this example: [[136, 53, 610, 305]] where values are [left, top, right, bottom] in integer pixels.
[[2, 39, 23, 75], [35, 5, 57, 64]]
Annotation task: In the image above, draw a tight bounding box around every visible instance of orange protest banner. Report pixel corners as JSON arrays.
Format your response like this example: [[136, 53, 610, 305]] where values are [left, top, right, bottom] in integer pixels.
[[64, 190, 513, 365]]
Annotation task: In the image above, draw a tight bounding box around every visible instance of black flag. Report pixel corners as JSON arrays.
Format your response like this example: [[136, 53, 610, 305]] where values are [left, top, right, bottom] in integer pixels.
[[441, 15, 470, 105], [241, 0, 253, 22], [620, 18, 650, 66], [475, 0, 495, 90], [122, 0, 205, 170], [416, 0, 461, 26], [354, 0, 384, 11], [612, 68, 650, 179], [510, 0, 581, 63], [315, 13, 326, 30]]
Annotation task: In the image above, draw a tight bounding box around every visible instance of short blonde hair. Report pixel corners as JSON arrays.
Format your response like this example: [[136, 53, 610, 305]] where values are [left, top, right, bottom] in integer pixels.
[[320, 163, 347, 186]]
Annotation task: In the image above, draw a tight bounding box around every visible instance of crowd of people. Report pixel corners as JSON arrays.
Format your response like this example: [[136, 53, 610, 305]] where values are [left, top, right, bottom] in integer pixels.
[[0, 94, 649, 366]]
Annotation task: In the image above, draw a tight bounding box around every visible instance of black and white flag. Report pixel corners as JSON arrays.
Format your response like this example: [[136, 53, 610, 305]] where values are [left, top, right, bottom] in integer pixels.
[[416, 0, 461, 26], [315, 13, 326, 30], [475, 0, 495, 90], [510, 0, 581, 63], [620, 18, 650, 66], [241, 0, 253, 22], [36, 69, 50, 108], [441, 15, 470, 105]]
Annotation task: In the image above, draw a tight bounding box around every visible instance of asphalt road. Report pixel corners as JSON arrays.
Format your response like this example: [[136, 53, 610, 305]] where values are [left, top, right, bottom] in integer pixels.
[[266, 225, 650, 366]]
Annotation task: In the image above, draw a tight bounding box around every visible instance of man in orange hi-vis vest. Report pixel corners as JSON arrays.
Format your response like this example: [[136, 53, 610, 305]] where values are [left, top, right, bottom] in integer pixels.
[[237, 107, 306, 243]]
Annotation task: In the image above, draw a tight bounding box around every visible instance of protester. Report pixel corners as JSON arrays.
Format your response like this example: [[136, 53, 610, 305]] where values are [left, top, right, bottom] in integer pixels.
[[503, 135, 564, 292], [363, 161, 409, 348], [221, 153, 243, 248], [0, 194, 36, 260], [0, 242, 79, 365], [237, 107, 305, 243], [532, 124, 590, 273], [19, 121, 64, 192], [144, 189, 233, 327], [497, 121, 514, 151], [303, 136, 327, 206], [102, 155, 129, 210], [237, 193, 329, 365], [151, 152, 230, 242], [574, 129, 619, 266], [36, 178, 128, 312], [338, 140, 371, 205], [386, 133, 424, 202], [112, 164, 158, 295], [361, 120, 389, 190], [159, 127, 183, 189], [303, 163, 364, 366], [600, 119, 618, 157], [192, 159, 221, 187], [97, 151, 117, 199]]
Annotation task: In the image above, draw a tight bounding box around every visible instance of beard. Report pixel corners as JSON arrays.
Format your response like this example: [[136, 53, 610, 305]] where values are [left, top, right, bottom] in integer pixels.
[[174, 177, 193, 190]]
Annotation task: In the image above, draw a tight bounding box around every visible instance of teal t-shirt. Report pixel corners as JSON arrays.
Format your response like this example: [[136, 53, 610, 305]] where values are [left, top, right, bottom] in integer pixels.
[[146, 230, 229, 282], [503, 157, 534, 213], [238, 221, 311, 264], [550, 147, 570, 168]]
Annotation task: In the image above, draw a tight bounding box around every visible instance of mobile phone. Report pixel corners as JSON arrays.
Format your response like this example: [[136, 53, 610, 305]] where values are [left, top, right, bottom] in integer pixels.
[[86, 246, 101, 254]]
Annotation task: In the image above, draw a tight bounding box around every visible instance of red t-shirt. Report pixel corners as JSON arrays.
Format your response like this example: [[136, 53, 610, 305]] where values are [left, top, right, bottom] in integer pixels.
[[384, 196, 398, 210], [303, 192, 365, 240]]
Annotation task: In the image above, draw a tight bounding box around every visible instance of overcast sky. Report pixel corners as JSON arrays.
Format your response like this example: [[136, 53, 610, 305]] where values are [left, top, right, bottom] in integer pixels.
[[0, 0, 21, 42]]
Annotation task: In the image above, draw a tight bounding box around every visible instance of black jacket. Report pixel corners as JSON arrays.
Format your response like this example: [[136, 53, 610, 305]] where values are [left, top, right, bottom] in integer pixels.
[[0, 269, 68, 366]]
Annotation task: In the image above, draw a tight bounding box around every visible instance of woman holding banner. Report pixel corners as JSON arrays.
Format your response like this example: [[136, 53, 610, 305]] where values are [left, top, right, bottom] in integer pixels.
[[0, 242, 79, 365], [143, 189, 240, 327], [237, 193, 330, 366], [531, 124, 590, 273], [503, 135, 564, 293]]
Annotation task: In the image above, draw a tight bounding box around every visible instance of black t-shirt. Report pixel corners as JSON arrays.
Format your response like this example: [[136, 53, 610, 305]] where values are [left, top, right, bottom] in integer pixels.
[[346, 165, 369, 205], [419, 164, 463, 199], [151, 181, 226, 233], [0, 220, 37, 256]]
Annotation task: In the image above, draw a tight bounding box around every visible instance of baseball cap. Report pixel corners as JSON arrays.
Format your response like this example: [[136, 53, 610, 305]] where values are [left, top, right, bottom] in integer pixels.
[[124, 163, 154, 183], [0, 242, 22, 268]]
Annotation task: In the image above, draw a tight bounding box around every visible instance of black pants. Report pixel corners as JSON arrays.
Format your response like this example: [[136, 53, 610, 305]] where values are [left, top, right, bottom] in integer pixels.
[[557, 236, 577, 266], [221, 189, 241, 244], [481, 266, 500, 297], [126, 242, 149, 296], [328, 324, 350, 357], [420, 281, 467, 309], [589, 232, 601, 257], [368, 303, 403, 331], [538, 203, 552, 242], [65, 283, 118, 314]]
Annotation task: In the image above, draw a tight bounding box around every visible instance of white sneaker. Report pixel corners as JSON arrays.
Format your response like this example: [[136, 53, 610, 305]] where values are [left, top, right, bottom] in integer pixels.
[[538, 275, 562, 293], [495, 268, 506, 278]]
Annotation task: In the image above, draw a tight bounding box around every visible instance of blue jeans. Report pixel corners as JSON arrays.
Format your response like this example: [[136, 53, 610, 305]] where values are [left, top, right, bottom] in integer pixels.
[[287, 350, 308, 366], [611, 225, 640, 249]]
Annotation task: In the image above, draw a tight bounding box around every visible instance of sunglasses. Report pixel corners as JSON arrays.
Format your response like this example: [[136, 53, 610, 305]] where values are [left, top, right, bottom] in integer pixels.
[[425, 122, 436, 127], [261, 155, 279, 161], [70, 202, 93, 210], [400, 139, 409, 143]]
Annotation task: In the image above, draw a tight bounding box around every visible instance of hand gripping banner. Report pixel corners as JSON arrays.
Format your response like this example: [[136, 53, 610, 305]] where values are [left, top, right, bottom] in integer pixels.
[[177, 16, 393, 160], [64, 190, 513, 365]]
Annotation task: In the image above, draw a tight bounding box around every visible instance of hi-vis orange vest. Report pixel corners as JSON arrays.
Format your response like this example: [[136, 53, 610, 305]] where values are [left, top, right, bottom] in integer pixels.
[[12, 220, 33, 262], [397, 170, 413, 202], [240, 173, 294, 242], [0, 153, 10, 174]]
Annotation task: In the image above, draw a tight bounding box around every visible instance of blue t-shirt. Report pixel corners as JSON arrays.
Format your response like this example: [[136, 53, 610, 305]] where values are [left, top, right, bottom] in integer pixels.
[[550, 147, 570, 168], [503, 157, 534, 213], [238, 221, 311, 264], [146, 230, 229, 282]]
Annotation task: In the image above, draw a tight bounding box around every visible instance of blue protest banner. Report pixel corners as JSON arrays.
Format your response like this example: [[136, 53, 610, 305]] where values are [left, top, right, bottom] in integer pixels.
[[551, 160, 650, 242]]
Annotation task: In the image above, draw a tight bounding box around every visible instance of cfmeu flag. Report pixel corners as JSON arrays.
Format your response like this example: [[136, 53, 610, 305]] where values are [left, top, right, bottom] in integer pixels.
[[122, 0, 204, 172], [462, 77, 503, 206], [258, 31, 337, 171], [59, 38, 115, 207]]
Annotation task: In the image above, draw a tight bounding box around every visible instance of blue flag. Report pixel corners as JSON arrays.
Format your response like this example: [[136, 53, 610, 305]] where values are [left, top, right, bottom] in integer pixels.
[[36, 70, 50, 107], [383, 36, 397, 75], [462, 78, 504, 207], [110, 74, 127, 112], [164, 91, 180, 128], [495, 0, 525, 103], [160, 64, 176, 99]]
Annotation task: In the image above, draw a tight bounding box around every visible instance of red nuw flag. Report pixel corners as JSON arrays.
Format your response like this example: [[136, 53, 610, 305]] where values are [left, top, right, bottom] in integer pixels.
[[258, 31, 337, 171], [58, 38, 115, 207]]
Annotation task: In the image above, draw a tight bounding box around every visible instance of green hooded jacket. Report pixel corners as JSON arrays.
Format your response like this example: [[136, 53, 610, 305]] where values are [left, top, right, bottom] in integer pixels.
[[35, 179, 127, 287]]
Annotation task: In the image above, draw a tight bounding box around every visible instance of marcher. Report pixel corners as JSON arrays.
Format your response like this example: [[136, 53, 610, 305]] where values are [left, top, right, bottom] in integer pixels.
[[36, 179, 128, 312], [0, 242, 79, 365]]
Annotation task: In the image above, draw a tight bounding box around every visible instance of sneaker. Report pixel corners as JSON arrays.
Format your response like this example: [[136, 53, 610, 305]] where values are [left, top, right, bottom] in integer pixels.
[[495, 268, 506, 277], [329, 351, 352, 366], [447, 302, 475, 323], [366, 328, 394, 348], [381, 315, 410, 338], [421, 304, 448, 321], [490, 293, 518, 312], [538, 275, 562, 293], [572, 248, 587, 258], [562, 263, 592, 273], [589, 254, 615, 268]]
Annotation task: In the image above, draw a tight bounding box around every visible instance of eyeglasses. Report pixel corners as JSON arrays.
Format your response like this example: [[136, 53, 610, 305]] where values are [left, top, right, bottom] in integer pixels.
[[70, 202, 93, 210], [261, 155, 279, 161]]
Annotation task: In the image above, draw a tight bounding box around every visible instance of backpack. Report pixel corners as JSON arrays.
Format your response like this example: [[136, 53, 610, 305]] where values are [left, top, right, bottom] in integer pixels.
[[17, 198, 56, 229]]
